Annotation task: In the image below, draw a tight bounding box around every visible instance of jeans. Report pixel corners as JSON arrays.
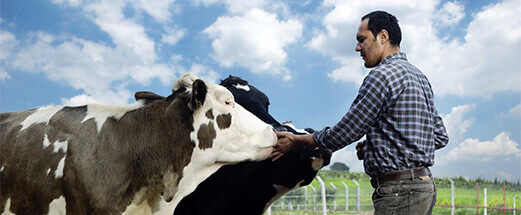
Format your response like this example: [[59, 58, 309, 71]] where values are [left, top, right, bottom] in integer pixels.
[[372, 176, 436, 215]]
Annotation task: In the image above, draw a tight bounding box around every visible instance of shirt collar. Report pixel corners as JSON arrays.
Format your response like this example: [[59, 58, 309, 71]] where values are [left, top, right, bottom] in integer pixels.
[[379, 52, 407, 65]]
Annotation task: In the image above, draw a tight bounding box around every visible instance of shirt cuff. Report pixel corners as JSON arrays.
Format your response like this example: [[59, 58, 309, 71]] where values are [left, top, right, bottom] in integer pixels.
[[313, 127, 330, 150]]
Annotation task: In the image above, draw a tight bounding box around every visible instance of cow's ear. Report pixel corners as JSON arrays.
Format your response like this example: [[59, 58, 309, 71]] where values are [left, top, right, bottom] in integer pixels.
[[190, 79, 207, 110], [134, 91, 165, 104]]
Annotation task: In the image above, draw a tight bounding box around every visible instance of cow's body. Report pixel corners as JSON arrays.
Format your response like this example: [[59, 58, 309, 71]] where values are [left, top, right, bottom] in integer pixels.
[[0, 74, 276, 214], [172, 75, 331, 215]]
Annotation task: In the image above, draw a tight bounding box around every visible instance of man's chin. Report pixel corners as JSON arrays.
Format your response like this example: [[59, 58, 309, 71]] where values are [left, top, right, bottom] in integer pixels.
[[364, 62, 377, 68]]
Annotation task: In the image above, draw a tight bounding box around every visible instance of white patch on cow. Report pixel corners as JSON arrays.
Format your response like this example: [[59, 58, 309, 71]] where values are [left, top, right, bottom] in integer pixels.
[[20, 106, 63, 131], [47, 196, 66, 215], [43, 134, 68, 153], [81, 102, 143, 132], [123, 188, 153, 215], [42, 134, 51, 149], [282, 121, 310, 134], [154, 163, 223, 214], [46, 168, 51, 176], [54, 155, 66, 179], [264, 180, 305, 212], [123, 201, 152, 215], [53, 140, 68, 153], [233, 83, 250, 91], [0, 166, 4, 172], [3, 198, 15, 215]]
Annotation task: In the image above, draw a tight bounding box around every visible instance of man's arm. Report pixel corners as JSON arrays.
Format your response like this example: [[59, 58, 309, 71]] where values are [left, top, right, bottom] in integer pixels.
[[433, 108, 449, 149], [268, 132, 317, 161]]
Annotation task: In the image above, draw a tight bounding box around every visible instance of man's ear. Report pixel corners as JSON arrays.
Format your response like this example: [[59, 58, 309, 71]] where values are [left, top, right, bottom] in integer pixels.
[[378, 29, 389, 45], [190, 79, 207, 110]]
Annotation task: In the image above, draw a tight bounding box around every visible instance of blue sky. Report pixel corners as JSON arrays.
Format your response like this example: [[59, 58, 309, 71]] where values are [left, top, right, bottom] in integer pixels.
[[1, 0, 520, 182]]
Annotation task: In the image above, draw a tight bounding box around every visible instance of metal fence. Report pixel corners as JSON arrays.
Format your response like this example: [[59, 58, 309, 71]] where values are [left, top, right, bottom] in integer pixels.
[[265, 177, 520, 215]]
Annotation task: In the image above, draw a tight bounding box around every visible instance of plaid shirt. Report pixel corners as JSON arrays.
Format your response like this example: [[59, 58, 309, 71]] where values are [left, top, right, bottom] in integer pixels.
[[313, 52, 449, 177]]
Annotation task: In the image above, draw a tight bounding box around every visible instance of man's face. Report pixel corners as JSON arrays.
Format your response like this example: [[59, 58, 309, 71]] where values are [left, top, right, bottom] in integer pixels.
[[355, 19, 384, 68]]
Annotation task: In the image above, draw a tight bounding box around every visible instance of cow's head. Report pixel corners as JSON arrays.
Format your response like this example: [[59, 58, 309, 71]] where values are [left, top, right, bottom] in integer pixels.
[[172, 73, 277, 164], [219, 75, 280, 126]]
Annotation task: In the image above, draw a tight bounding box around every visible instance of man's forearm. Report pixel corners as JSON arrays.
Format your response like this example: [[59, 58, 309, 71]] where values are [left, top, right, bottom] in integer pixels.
[[295, 134, 319, 148]]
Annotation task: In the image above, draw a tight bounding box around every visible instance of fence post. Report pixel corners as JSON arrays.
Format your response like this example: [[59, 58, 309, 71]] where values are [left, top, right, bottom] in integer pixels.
[[330, 182, 337, 211], [449, 178, 455, 215], [484, 188, 487, 215], [316, 176, 327, 215], [476, 183, 479, 215], [504, 182, 506, 215], [352, 179, 360, 212], [304, 186, 308, 211], [310, 185, 316, 211], [342, 181, 349, 212], [513, 195, 516, 215]]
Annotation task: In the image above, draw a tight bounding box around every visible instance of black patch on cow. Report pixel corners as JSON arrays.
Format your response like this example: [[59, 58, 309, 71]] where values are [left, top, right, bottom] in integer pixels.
[[205, 109, 214, 120], [216, 113, 232, 130], [220, 76, 280, 126], [197, 122, 216, 150], [190, 79, 207, 110]]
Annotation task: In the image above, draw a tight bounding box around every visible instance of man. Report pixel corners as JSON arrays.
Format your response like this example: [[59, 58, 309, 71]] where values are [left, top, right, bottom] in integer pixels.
[[269, 11, 449, 214]]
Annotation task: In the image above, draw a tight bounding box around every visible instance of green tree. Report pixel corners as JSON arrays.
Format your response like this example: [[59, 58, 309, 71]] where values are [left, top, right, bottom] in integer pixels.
[[330, 162, 350, 172]]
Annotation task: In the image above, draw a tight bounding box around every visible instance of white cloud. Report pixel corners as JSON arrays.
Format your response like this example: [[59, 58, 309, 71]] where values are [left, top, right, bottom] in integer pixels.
[[194, 0, 269, 14], [129, 0, 175, 23], [442, 104, 476, 142], [52, 0, 82, 7], [434, 1, 465, 27], [0, 30, 17, 61], [61, 85, 132, 106], [204, 9, 302, 80], [187, 63, 220, 84], [6, 0, 182, 105], [0, 29, 17, 81], [502, 104, 521, 118], [84, 1, 157, 64], [7, 32, 177, 105], [0, 69, 10, 81], [446, 132, 521, 162], [161, 26, 187, 46], [309, 0, 521, 98]]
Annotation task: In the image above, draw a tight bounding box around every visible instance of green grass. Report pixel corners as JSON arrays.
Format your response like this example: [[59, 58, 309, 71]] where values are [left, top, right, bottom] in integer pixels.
[[268, 171, 521, 215]]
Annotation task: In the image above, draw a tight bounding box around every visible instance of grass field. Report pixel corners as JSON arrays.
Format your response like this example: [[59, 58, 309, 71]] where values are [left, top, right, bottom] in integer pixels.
[[268, 171, 521, 215]]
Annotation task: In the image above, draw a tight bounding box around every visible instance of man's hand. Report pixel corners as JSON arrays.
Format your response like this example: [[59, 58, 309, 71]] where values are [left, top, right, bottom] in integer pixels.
[[356, 140, 366, 160], [268, 132, 297, 161]]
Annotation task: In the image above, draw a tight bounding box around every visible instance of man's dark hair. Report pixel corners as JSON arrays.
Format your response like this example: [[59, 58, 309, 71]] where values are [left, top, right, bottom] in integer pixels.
[[362, 11, 401, 47]]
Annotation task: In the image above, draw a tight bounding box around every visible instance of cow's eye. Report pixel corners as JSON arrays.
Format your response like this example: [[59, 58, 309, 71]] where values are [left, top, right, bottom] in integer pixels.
[[225, 98, 233, 106]]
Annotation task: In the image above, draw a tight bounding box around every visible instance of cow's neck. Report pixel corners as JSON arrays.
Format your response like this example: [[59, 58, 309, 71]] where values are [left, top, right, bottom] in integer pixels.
[[115, 97, 196, 213]]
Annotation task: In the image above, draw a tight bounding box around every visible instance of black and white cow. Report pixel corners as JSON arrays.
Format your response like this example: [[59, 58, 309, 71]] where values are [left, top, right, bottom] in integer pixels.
[[135, 75, 331, 215], [0, 74, 277, 214]]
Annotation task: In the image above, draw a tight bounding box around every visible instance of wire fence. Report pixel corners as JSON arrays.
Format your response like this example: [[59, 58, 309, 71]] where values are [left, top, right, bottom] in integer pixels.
[[265, 177, 521, 215]]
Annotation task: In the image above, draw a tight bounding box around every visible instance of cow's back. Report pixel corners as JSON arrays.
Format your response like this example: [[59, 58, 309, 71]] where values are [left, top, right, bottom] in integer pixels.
[[1, 108, 66, 214], [0, 105, 104, 214]]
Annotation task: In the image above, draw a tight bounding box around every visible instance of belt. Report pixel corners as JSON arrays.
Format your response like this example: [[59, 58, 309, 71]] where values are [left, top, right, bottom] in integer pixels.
[[370, 167, 431, 189]]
